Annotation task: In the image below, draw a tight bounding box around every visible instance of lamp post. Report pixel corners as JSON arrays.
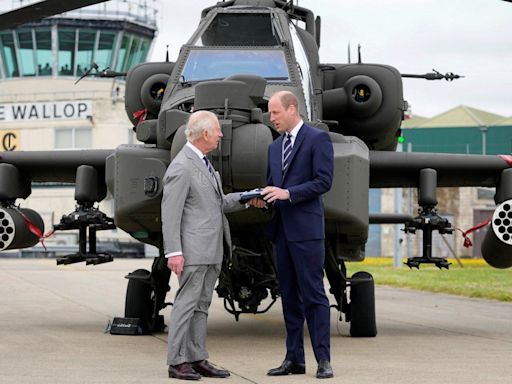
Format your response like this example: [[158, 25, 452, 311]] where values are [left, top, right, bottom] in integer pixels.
[[480, 125, 488, 155]]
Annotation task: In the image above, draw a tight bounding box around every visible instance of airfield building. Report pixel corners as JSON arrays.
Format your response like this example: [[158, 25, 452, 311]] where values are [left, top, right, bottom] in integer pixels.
[[0, 0, 160, 256]]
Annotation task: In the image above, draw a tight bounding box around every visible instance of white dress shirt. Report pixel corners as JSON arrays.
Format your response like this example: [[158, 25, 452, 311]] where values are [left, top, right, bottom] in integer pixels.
[[285, 119, 303, 147]]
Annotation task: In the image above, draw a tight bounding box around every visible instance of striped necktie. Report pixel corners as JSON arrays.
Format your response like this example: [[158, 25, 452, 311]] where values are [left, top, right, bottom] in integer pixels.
[[282, 133, 292, 173], [203, 156, 215, 176]]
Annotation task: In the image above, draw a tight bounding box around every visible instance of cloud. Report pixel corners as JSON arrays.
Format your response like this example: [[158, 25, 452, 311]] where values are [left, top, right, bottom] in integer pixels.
[[151, 0, 512, 117]]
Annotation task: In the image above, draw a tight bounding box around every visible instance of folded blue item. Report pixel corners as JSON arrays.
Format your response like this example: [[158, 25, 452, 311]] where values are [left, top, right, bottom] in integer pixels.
[[239, 188, 264, 203]]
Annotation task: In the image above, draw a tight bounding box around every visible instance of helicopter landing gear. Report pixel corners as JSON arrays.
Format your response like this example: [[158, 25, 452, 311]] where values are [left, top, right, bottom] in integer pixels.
[[348, 271, 377, 337], [124, 254, 170, 334], [325, 246, 377, 337]]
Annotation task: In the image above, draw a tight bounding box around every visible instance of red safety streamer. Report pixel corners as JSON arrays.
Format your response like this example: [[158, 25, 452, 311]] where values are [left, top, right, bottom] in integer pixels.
[[18, 210, 55, 251], [133, 108, 148, 123], [499, 155, 512, 166], [457, 218, 491, 248]]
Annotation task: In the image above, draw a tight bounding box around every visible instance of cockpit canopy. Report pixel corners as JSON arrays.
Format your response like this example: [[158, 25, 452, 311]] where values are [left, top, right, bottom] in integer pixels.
[[180, 10, 290, 83], [181, 49, 289, 83], [194, 11, 281, 47]]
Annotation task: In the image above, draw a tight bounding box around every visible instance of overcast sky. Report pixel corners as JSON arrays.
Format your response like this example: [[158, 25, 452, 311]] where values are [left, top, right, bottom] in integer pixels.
[[150, 0, 512, 118]]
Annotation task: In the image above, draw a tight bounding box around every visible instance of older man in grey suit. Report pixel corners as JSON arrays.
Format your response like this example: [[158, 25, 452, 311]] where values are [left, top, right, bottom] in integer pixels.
[[162, 110, 260, 380]]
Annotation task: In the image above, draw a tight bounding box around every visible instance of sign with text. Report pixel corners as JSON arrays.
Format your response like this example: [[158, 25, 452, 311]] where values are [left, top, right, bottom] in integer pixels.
[[0, 129, 19, 151], [0, 101, 92, 122]]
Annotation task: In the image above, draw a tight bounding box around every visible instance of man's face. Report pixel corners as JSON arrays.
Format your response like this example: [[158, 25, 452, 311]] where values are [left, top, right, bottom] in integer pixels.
[[203, 120, 223, 153], [269, 97, 294, 134]]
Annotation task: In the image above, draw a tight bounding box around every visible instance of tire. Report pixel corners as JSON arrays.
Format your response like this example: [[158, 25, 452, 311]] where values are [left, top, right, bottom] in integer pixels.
[[125, 268, 153, 334], [349, 271, 377, 337]]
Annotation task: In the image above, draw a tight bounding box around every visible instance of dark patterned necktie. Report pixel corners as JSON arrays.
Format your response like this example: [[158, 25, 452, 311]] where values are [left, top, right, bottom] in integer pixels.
[[282, 133, 292, 173], [203, 156, 214, 176]]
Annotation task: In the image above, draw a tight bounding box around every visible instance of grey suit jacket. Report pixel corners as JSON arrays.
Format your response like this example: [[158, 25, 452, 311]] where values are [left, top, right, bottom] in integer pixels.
[[161, 145, 244, 265]]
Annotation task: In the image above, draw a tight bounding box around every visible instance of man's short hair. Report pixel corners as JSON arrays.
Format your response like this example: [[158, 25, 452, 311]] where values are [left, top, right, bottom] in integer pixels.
[[277, 91, 298, 111], [185, 110, 218, 142]]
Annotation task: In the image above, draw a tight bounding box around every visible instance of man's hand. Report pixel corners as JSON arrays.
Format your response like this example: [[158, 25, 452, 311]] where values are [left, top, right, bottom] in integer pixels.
[[261, 186, 290, 203], [167, 255, 185, 277], [248, 197, 267, 208]]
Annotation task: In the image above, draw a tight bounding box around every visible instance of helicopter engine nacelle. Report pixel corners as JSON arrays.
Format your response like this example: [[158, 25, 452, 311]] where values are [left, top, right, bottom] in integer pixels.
[[322, 63, 405, 151], [125, 62, 175, 126], [0, 207, 44, 251], [481, 199, 512, 269]]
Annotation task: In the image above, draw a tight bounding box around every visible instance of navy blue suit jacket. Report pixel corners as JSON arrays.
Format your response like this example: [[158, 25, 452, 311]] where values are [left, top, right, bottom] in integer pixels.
[[266, 124, 334, 242]]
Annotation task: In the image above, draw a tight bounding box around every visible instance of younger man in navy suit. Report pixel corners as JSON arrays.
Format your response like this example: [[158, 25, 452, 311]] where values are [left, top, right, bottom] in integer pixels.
[[261, 91, 334, 379]]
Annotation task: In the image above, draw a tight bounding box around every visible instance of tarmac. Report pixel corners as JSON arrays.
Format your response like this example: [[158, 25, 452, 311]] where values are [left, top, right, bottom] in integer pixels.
[[0, 258, 511, 384]]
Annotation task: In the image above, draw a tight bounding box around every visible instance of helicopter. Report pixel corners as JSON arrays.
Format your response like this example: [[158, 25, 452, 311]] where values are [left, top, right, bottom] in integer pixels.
[[0, 0, 511, 338]]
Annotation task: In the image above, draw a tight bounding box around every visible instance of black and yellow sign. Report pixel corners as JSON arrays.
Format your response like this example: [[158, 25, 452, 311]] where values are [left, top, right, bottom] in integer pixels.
[[0, 130, 19, 151]]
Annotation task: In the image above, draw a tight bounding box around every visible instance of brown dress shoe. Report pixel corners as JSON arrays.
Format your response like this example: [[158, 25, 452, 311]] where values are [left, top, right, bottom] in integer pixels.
[[191, 360, 230, 378], [168, 363, 201, 380]]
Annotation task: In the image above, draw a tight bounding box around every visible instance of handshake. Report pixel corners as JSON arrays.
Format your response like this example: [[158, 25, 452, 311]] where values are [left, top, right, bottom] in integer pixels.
[[239, 187, 291, 208]]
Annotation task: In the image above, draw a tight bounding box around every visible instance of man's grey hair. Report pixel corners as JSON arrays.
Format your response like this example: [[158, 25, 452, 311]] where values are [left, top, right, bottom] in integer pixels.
[[185, 110, 218, 142]]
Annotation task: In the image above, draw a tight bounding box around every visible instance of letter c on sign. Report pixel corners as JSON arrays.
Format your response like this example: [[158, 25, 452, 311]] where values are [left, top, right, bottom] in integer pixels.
[[2, 132, 17, 151]]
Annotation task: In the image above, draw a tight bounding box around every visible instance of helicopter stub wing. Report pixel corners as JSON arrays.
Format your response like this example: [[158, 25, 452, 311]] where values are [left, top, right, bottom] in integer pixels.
[[0, 149, 113, 183], [369, 151, 512, 189], [369, 150, 512, 269]]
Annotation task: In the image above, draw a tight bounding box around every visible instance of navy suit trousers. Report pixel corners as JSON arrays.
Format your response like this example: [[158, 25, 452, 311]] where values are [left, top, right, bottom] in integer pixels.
[[273, 224, 331, 363]]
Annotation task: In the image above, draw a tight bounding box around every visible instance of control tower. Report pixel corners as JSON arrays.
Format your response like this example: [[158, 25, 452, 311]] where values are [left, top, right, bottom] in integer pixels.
[[0, 0, 158, 79], [0, 0, 161, 256]]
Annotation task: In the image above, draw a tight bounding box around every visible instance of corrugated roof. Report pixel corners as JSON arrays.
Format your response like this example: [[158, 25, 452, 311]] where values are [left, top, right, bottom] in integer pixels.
[[493, 116, 512, 126], [400, 114, 428, 128], [411, 105, 505, 128]]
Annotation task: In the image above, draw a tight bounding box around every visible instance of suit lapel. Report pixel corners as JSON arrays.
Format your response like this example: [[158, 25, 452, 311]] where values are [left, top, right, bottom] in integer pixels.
[[184, 146, 220, 195], [282, 124, 307, 181]]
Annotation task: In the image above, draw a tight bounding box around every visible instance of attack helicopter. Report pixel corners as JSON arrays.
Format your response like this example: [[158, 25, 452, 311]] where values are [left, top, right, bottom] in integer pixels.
[[0, 0, 511, 338]]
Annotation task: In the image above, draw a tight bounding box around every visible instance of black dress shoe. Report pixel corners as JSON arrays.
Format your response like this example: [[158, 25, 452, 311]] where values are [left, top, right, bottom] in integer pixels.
[[168, 363, 201, 380], [192, 360, 230, 378], [267, 360, 306, 376], [316, 360, 334, 379]]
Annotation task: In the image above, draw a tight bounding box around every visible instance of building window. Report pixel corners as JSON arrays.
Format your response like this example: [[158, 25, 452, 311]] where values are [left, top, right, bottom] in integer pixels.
[[55, 127, 92, 149], [0, 32, 19, 77], [125, 36, 141, 70], [115, 34, 150, 73], [477, 187, 495, 200], [58, 29, 76, 75], [35, 29, 52, 76], [76, 29, 96, 76], [96, 31, 116, 70], [17, 30, 36, 76], [115, 34, 131, 73]]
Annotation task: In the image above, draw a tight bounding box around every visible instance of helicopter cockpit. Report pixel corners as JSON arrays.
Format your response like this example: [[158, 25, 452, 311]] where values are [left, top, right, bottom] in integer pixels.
[[195, 10, 282, 46], [180, 10, 291, 83], [180, 49, 290, 83]]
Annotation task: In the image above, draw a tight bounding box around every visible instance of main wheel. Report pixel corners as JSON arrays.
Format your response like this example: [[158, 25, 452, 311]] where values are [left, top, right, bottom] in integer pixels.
[[125, 269, 153, 334], [349, 271, 377, 337]]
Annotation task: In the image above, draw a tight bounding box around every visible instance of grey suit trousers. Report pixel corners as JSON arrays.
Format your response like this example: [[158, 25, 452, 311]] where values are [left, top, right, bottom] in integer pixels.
[[167, 264, 221, 366]]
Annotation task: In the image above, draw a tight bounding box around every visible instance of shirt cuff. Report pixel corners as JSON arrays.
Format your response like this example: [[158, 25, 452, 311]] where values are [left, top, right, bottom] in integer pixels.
[[165, 252, 182, 258]]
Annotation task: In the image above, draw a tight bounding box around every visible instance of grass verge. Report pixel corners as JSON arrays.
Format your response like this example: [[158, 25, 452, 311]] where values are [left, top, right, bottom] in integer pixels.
[[346, 257, 512, 302]]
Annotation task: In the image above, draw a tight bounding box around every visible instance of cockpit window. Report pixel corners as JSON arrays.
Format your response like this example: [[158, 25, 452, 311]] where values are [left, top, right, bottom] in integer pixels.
[[196, 13, 280, 46], [181, 49, 290, 83]]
